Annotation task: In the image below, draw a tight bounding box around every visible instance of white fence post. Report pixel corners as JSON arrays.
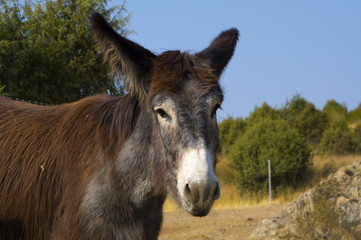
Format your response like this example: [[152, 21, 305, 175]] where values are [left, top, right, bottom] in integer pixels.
[[268, 159, 272, 206]]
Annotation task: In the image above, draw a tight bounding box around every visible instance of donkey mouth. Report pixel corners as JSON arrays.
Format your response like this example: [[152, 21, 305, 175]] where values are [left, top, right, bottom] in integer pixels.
[[188, 205, 213, 217], [181, 197, 217, 217]]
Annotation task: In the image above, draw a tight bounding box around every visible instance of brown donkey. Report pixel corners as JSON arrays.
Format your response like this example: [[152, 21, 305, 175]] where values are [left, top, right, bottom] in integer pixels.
[[0, 13, 238, 239]]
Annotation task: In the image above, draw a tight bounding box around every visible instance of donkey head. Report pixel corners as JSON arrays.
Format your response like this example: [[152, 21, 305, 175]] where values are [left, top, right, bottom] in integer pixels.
[[91, 13, 238, 216]]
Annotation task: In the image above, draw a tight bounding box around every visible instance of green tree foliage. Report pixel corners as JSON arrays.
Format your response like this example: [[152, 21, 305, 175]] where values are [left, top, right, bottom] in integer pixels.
[[218, 117, 246, 154], [348, 103, 361, 124], [318, 120, 359, 155], [354, 123, 361, 145], [246, 102, 281, 124], [217, 95, 361, 196], [229, 119, 310, 193], [283, 95, 328, 145], [0, 0, 130, 104], [294, 104, 328, 145], [283, 94, 308, 120], [323, 99, 347, 124]]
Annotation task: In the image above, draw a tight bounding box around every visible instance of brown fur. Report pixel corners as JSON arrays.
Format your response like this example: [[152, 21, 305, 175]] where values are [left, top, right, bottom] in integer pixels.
[[0, 94, 139, 239], [148, 51, 221, 101]]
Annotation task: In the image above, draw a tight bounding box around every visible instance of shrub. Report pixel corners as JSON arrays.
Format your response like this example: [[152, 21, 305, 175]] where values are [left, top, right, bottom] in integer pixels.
[[353, 123, 361, 145], [218, 117, 247, 154], [318, 120, 359, 155], [323, 99, 347, 124], [294, 103, 328, 145], [283, 95, 328, 146], [229, 118, 310, 193], [246, 102, 281, 124], [295, 184, 356, 240]]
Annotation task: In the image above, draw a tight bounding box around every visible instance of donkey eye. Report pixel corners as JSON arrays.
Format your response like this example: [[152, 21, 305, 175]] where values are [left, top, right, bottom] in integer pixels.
[[211, 104, 221, 118], [155, 108, 170, 119]]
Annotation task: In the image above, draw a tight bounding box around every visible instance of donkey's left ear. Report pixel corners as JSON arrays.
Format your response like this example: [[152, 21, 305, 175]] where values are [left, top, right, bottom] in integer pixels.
[[196, 28, 239, 77]]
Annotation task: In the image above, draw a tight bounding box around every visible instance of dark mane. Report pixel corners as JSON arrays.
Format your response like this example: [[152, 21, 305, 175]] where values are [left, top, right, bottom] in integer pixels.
[[148, 51, 220, 100]]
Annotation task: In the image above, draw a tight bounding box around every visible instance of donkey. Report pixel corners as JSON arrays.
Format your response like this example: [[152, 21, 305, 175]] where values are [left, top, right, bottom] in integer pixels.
[[0, 13, 238, 239]]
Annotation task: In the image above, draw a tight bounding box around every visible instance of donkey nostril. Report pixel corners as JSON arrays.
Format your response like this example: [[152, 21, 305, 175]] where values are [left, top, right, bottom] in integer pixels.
[[213, 183, 220, 200], [185, 184, 191, 195]]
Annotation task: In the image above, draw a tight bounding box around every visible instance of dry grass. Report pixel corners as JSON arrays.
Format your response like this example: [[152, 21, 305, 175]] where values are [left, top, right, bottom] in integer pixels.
[[163, 184, 304, 212], [311, 154, 361, 174], [163, 154, 361, 212]]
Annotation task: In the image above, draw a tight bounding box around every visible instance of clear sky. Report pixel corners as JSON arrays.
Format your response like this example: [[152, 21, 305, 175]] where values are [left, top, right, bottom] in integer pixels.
[[113, 0, 361, 121]]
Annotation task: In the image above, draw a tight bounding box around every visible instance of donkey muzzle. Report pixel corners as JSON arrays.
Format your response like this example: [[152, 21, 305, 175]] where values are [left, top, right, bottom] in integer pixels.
[[177, 146, 220, 216]]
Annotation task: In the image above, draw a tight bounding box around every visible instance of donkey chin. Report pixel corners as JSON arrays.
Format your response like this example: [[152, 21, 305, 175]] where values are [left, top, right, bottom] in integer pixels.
[[176, 146, 220, 217]]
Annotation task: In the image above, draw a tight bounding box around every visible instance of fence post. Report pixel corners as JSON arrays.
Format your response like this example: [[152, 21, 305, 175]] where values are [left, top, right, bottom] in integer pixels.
[[268, 159, 272, 206]]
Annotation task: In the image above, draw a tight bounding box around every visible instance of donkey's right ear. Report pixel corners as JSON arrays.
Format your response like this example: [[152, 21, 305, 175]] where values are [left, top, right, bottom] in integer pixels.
[[91, 12, 156, 99]]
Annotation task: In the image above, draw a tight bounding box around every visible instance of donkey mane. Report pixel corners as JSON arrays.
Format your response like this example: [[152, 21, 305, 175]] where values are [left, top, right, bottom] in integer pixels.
[[0, 94, 139, 239], [149, 51, 220, 99]]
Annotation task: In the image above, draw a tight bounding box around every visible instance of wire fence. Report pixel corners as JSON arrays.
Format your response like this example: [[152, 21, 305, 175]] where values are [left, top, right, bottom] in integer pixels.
[[0, 95, 53, 106]]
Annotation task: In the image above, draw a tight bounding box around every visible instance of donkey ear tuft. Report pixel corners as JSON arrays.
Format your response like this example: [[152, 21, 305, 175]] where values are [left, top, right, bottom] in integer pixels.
[[197, 28, 239, 77], [91, 12, 156, 100]]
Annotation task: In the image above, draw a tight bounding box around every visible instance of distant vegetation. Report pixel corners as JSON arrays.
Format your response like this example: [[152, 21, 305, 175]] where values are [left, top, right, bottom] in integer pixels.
[[218, 95, 361, 199], [0, 0, 131, 103]]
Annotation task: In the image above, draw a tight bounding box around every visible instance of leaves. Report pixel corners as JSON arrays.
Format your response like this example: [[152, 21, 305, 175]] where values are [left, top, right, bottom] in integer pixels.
[[229, 119, 310, 192], [0, 0, 131, 104]]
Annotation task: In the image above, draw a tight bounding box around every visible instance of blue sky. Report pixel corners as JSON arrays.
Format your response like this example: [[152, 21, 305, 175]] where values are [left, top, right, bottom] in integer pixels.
[[113, 0, 361, 121]]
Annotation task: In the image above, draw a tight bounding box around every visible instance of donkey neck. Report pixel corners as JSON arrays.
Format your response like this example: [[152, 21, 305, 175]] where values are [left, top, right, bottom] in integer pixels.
[[79, 103, 166, 239]]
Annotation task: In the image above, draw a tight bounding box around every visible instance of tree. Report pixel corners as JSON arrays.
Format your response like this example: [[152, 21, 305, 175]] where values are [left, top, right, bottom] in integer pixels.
[[246, 102, 281, 125], [218, 117, 247, 154], [0, 0, 130, 104], [323, 99, 347, 124], [283, 95, 328, 145], [283, 94, 308, 120], [318, 120, 358, 155], [348, 103, 361, 124], [295, 104, 328, 145], [229, 119, 310, 193]]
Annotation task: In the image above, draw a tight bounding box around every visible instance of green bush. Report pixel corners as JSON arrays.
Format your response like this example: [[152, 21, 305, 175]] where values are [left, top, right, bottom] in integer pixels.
[[246, 102, 281, 124], [323, 99, 347, 124], [218, 117, 247, 154], [318, 120, 359, 155], [353, 123, 361, 144], [283, 95, 328, 145], [294, 103, 328, 145], [229, 118, 310, 193], [348, 103, 361, 123]]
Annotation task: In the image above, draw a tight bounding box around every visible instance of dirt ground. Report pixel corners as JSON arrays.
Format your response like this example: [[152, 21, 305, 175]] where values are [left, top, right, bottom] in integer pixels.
[[159, 204, 285, 240]]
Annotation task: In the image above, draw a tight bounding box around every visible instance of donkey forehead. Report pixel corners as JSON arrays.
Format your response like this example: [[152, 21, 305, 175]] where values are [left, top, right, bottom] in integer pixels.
[[150, 81, 223, 108], [148, 51, 222, 100]]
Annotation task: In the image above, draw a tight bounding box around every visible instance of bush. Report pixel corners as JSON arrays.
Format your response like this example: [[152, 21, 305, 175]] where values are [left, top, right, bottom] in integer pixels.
[[229, 118, 311, 193], [323, 99, 347, 124], [246, 102, 281, 124], [218, 117, 247, 154], [295, 184, 357, 240], [294, 103, 328, 145], [348, 103, 361, 123], [318, 120, 359, 155], [353, 123, 361, 145], [283, 95, 328, 146]]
